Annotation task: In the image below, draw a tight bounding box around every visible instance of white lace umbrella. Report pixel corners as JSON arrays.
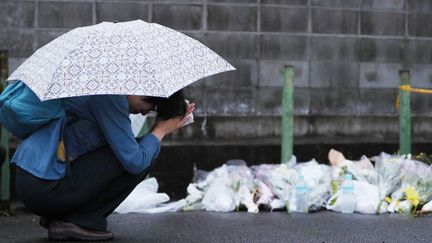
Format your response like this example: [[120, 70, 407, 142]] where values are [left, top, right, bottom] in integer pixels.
[[7, 20, 235, 101]]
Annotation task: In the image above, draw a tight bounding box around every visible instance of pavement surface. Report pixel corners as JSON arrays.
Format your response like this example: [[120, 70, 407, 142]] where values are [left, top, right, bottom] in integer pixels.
[[0, 210, 431, 243]]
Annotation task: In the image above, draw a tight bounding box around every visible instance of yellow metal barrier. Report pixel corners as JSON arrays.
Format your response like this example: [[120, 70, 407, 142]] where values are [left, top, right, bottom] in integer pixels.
[[396, 85, 432, 110], [399, 84, 432, 94]]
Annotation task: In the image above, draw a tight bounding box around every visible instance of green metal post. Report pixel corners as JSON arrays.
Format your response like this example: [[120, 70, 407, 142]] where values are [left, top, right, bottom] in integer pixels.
[[399, 70, 411, 155], [281, 65, 294, 163], [0, 51, 10, 213]]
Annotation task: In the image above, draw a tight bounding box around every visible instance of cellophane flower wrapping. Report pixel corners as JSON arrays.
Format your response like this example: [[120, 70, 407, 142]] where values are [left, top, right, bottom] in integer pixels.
[[372, 152, 403, 213], [252, 163, 298, 211], [294, 160, 332, 211], [387, 157, 432, 213], [184, 161, 259, 213], [326, 149, 380, 214]]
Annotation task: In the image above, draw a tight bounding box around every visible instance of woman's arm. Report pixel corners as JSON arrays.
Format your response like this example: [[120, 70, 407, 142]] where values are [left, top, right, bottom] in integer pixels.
[[89, 95, 160, 174]]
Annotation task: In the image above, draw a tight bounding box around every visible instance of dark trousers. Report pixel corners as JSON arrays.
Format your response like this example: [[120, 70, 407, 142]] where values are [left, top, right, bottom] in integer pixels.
[[15, 146, 151, 231]]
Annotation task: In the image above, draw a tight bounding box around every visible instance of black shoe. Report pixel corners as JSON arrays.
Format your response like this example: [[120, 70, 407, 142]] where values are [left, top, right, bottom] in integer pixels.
[[48, 220, 113, 241]]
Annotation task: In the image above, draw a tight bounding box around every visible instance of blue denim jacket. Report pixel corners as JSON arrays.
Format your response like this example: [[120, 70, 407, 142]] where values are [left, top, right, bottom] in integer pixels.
[[12, 95, 161, 180]]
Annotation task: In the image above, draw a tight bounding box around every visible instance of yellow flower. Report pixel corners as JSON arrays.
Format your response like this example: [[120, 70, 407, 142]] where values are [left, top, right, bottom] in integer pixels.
[[405, 186, 419, 207], [385, 196, 392, 204]]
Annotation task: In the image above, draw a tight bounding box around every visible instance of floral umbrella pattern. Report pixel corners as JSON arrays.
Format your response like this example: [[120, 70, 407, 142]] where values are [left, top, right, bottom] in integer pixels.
[[8, 20, 235, 101]]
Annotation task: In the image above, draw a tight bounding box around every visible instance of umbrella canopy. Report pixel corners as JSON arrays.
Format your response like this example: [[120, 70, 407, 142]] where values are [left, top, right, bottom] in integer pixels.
[[7, 20, 235, 101]]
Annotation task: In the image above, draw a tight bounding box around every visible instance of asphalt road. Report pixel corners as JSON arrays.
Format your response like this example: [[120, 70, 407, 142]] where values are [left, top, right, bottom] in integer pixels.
[[0, 210, 431, 243]]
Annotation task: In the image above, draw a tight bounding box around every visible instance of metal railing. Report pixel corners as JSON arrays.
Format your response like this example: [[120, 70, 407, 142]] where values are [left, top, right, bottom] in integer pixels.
[[281, 65, 294, 163], [0, 50, 10, 213], [280, 67, 427, 162], [398, 70, 432, 155]]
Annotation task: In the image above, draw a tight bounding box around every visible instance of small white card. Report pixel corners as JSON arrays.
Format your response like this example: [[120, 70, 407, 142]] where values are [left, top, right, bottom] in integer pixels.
[[182, 99, 194, 127], [182, 113, 194, 127]]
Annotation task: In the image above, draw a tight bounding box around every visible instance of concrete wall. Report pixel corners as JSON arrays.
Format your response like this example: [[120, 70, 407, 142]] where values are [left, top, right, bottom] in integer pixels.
[[2, 0, 432, 144]]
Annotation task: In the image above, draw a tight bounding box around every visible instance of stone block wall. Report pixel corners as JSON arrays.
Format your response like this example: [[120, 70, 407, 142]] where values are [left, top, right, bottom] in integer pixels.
[[2, 0, 432, 144]]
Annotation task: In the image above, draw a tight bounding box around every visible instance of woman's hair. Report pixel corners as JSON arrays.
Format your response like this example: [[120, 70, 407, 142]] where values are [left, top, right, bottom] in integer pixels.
[[147, 90, 187, 120]]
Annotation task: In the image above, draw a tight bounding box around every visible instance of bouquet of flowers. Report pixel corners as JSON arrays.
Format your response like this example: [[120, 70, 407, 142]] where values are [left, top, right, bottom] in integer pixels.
[[372, 153, 403, 213], [252, 163, 298, 211], [184, 161, 259, 213], [387, 157, 432, 214], [326, 149, 380, 214], [253, 156, 331, 212], [294, 160, 332, 211]]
